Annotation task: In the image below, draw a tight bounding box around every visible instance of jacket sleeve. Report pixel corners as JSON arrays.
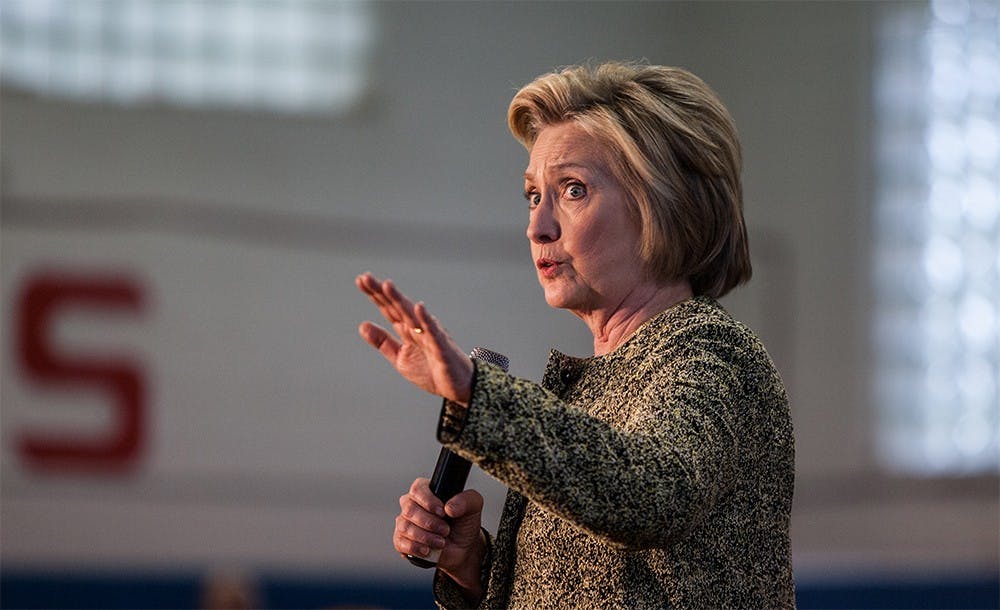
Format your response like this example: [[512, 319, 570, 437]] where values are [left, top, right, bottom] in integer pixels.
[[439, 325, 742, 550]]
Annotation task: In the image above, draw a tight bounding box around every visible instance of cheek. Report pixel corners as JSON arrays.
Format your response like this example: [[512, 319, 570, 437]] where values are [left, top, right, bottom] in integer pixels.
[[574, 216, 636, 263]]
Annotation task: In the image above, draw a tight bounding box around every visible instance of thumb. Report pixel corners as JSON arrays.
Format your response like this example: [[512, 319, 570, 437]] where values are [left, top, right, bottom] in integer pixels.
[[444, 489, 484, 520], [443, 489, 484, 551]]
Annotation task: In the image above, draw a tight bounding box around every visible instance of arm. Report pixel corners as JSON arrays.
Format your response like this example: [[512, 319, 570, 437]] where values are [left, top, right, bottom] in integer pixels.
[[441, 330, 741, 550], [356, 274, 737, 551]]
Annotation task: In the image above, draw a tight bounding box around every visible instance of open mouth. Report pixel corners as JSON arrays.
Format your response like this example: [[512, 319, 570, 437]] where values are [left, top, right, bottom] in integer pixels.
[[536, 258, 560, 276]]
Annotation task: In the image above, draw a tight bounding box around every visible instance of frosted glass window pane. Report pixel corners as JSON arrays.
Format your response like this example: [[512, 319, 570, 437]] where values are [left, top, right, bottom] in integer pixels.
[[0, 0, 374, 115], [875, 0, 1000, 475]]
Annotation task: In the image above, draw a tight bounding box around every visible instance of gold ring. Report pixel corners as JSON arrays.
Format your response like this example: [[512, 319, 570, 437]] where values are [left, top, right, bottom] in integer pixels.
[[412, 327, 424, 334]]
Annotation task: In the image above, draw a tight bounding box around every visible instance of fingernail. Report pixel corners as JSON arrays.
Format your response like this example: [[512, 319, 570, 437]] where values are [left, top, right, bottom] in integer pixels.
[[435, 506, 446, 517], [431, 535, 447, 548], [437, 525, 450, 537]]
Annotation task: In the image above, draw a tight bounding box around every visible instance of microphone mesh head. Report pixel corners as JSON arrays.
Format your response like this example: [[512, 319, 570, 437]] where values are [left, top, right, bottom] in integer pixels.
[[469, 347, 510, 372]]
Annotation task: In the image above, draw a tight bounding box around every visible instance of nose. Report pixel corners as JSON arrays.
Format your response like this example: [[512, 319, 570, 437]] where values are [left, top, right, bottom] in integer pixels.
[[526, 196, 560, 244]]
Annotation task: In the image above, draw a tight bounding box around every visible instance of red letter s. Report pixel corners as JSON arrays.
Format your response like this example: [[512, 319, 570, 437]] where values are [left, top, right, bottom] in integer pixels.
[[16, 272, 147, 472]]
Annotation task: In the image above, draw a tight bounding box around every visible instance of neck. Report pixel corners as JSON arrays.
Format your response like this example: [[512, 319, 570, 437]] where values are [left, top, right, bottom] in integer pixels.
[[579, 280, 694, 356]]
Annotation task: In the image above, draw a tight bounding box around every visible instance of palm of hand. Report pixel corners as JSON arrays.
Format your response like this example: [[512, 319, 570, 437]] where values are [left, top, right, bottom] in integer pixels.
[[394, 338, 472, 404], [393, 341, 438, 393]]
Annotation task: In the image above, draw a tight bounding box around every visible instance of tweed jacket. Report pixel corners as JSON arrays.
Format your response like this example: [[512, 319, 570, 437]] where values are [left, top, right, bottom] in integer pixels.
[[433, 296, 795, 609]]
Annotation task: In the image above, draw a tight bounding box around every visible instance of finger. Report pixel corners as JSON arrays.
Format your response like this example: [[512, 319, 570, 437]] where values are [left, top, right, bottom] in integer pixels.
[[369, 283, 402, 323], [355, 272, 376, 294], [358, 321, 401, 363], [414, 301, 451, 353], [399, 496, 450, 537], [382, 279, 422, 334], [394, 527, 431, 558], [364, 276, 421, 341], [357, 273, 410, 330], [394, 515, 447, 549], [358, 274, 405, 325], [368, 277, 432, 345], [356, 272, 387, 303], [444, 489, 484, 519], [355, 272, 370, 293], [409, 478, 447, 518]]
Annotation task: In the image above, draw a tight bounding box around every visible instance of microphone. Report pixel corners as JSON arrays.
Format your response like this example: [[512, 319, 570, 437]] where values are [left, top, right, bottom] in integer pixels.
[[407, 346, 509, 569]]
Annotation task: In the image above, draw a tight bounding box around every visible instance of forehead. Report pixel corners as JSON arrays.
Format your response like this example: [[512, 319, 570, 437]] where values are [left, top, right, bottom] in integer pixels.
[[524, 122, 612, 178]]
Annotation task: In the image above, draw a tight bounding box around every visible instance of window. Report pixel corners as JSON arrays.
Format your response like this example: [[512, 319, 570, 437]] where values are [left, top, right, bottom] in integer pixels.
[[0, 0, 374, 114], [875, 0, 999, 474]]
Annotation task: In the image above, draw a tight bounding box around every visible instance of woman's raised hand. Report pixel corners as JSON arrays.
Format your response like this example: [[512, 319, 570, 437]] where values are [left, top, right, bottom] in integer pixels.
[[356, 272, 474, 406]]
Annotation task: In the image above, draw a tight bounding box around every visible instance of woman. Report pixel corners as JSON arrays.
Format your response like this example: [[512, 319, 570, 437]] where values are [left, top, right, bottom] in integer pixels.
[[357, 62, 795, 609]]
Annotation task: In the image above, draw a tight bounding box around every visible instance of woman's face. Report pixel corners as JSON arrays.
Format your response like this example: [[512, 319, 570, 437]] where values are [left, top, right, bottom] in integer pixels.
[[524, 122, 647, 316]]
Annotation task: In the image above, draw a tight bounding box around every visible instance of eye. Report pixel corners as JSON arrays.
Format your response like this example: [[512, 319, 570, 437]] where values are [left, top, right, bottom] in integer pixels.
[[565, 183, 586, 199], [524, 190, 541, 209]]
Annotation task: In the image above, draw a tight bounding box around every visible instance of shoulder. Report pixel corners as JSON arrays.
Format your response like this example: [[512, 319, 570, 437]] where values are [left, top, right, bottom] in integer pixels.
[[628, 296, 764, 361], [610, 297, 783, 401]]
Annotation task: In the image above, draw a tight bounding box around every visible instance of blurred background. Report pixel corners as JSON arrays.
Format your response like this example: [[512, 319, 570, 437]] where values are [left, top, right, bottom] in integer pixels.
[[1, 1, 997, 608]]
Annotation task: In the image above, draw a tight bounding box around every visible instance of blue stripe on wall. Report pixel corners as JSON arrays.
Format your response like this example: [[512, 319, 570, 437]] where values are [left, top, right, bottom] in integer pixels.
[[796, 576, 1000, 610], [0, 571, 435, 610], [1, 570, 997, 609]]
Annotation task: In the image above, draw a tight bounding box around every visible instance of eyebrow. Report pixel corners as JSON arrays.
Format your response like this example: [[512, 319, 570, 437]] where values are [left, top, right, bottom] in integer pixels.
[[523, 162, 593, 180]]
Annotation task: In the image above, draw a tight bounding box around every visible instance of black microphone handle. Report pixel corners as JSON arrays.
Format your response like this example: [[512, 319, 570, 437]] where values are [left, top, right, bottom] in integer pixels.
[[429, 447, 474, 501], [405, 447, 472, 568], [406, 347, 508, 569]]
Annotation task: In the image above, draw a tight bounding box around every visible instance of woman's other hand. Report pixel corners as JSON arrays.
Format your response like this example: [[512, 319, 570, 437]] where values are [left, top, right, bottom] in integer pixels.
[[395, 478, 487, 601], [356, 272, 474, 405]]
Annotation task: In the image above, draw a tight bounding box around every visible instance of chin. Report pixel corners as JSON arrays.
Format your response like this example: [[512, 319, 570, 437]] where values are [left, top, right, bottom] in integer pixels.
[[542, 287, 585, 312], [541, 287, 567, 309], [543, 295, 567, 309]]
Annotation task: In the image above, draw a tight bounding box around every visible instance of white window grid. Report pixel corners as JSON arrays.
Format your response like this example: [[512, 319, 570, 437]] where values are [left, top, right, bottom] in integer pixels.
[[875, 0, 1000, 475], [0, 0, 374, 114]]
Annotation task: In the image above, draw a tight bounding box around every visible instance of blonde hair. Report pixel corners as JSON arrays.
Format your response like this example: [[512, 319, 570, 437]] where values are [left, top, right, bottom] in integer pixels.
[[508, 62, 751, 298]]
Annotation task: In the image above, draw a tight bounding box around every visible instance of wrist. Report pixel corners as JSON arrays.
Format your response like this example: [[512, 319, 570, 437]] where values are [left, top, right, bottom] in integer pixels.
[[437, 359, 478, 443], [454, 356, 474, 406]]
